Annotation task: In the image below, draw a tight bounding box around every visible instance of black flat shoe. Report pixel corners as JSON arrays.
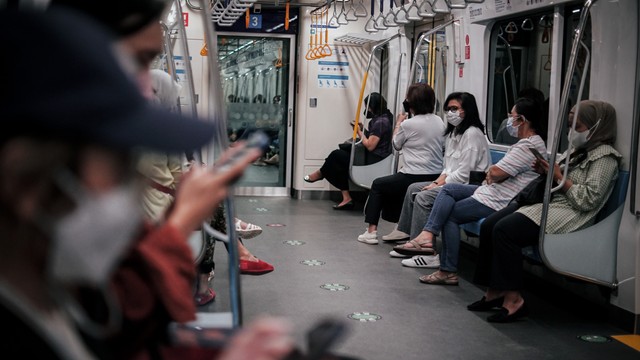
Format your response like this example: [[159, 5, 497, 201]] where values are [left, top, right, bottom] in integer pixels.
[[487, 303, 529, 323], [467, 296, 505, 312], [333, 201, 354, 210], [303, 175, 322, 183]]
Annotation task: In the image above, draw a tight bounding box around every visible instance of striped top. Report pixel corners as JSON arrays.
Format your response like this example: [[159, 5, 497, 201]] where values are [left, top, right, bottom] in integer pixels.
[[517, 144, 621, 233], [472, 135, 546, 211]]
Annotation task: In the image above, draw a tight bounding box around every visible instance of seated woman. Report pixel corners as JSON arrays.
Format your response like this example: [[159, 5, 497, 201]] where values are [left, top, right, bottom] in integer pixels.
[[304, 92, 393, 209], [386, 92, 491, 257], [357, 84, 445, 244], [394, 97, 547, 284], [468, 100, 621, 323]]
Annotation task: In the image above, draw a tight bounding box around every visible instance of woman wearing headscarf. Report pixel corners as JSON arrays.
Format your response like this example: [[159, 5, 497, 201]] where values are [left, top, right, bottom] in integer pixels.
[[304, 92, 393, 210], [468, 100, 621, 323]]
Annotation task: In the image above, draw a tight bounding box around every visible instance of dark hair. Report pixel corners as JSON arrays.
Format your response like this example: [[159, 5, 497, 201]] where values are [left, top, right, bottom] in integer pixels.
[[517, 87, 544, 106], [406, 83, 435, 115], [514, 97, 545, 137], [364, 92, 388, 116], [443, 92, 485, 137]]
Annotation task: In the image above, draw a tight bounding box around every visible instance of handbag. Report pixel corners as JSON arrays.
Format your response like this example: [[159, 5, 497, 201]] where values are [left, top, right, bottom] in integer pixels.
[[469, 171, 486, 186], [513, 175, 546, 206]]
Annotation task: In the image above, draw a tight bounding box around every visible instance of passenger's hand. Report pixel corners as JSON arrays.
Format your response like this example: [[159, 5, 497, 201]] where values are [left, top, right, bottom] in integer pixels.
[[218, 317, 294, 360], [397, 113, 408, 123], [422, 182, 438, 191], [534, 158, 550, 174], [167, 147, 260, 238]]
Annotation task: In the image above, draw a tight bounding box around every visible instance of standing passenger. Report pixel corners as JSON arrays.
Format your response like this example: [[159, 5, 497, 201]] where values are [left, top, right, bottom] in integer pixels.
[[357, 84, 445, 244]]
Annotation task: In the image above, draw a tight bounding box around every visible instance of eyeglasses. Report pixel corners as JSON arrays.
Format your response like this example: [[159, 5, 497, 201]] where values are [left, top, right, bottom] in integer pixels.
[[445, 106, 460, 111]]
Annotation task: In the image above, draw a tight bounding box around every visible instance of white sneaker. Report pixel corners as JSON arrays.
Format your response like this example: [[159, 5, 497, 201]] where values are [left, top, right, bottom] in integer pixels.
[[389, 250, 410, 258], [382, 228, 410, 241], [357, 230, 378, 244], [401, 255, 440, 268]]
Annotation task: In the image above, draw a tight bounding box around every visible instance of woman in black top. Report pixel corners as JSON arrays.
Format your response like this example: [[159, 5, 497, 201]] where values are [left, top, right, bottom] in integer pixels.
[[304, 92, 393, 209]]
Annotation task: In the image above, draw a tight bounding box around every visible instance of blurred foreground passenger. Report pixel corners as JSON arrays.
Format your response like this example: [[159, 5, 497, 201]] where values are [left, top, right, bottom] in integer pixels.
[[0, 8, 292, 360]]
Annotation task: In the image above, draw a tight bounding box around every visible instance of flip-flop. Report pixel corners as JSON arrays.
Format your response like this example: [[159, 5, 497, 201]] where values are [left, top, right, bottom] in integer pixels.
[[393, 239, 435, 256], [194, 288, 216, 306]]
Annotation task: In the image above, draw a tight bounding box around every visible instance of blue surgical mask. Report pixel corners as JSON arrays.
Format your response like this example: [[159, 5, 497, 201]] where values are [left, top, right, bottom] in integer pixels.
[[506, 116, 520, 137]]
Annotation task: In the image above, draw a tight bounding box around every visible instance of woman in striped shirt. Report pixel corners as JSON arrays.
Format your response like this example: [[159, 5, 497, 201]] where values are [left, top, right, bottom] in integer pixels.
[[395, 97, 547, 286]]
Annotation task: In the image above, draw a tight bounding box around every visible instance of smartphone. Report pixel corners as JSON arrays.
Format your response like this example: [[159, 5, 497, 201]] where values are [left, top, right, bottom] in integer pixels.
[[305, 318, 348, 360], [215, 131, 270, 175], [529, 147, 545, 161]]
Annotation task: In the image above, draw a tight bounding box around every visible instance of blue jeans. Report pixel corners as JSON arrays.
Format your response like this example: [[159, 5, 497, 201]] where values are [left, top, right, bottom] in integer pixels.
[[424, 183, 495, 272]]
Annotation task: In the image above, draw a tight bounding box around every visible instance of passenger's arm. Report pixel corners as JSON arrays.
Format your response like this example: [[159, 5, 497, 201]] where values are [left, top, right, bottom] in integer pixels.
[[357, 127, 381, 151], [392, 113, 408, 150], [563, 155, 619, 211], [487, 140, 538, 184]]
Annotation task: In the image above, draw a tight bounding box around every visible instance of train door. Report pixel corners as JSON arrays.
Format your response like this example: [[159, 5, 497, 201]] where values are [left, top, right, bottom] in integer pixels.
[[217, 33, 295, 196]]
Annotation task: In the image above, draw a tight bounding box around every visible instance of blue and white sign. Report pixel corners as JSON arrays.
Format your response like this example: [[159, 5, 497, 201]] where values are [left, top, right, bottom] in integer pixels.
[[248, 14, 262, 29]]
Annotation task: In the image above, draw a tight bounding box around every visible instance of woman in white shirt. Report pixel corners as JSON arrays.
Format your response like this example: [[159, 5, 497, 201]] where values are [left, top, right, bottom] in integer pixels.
[[357, 83, 445, 244], [388, 92, 491, 260]]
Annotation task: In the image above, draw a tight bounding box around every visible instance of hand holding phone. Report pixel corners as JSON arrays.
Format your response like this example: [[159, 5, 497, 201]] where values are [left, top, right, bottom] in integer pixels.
[[215, 131, 270, 175], [529, 147, 545, 161]]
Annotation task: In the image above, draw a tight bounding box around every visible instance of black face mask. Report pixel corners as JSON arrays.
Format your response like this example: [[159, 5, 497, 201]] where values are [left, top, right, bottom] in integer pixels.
[[364, 110, 374, 119], [402, 100, 411, 114]]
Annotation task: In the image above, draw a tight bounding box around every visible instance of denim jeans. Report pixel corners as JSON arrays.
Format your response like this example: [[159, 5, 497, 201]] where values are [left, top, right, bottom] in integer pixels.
[[423, 183, 494, 272]]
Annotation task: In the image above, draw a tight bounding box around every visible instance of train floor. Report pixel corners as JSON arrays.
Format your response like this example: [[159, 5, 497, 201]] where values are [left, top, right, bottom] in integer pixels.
[[202, 197, 639, 360]]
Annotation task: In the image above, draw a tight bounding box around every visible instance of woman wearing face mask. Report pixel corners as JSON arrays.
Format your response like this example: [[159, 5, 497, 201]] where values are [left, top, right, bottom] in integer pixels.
[[388, 92, 491, 266], [357, 84, 445, 244], [304, 92, 393, 210], [468, 100, 621, 323], [396, 97, 547, 284]]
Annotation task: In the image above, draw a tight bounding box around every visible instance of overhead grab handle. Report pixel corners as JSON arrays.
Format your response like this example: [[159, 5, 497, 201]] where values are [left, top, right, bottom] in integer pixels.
[[355, 0, 369, 17], [445, 0, 468, 9], [384, 0, 399, 27], [406, 0, 422, 21], [505, 21, 518, 34], [365, 0, 379, 32], [374, 0, 388, 30], [418, 0, 436, 18], [432, 0, 450, 13], [521, 18, 534, 31]]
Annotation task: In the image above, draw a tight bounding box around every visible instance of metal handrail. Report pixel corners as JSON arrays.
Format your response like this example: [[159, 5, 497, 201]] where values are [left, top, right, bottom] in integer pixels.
[[630, 2, 640, 217], [537, 0, 610, 287], [408, 19, 456, 86], [196, 0, 244, 326]]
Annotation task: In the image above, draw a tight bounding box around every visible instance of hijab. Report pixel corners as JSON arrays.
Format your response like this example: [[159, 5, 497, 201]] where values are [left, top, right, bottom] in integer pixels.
[[571, 100, 617, 152]]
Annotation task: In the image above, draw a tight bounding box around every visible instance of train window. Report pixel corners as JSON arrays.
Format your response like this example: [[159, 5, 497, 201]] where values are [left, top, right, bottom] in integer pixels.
[[487, 11, 553, 145]]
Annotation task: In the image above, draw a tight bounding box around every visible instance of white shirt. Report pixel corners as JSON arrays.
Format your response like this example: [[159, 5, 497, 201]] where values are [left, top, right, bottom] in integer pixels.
[[442, 126, 491, 184], [472, 135, 546, 211], [393, 113, 445, 175]]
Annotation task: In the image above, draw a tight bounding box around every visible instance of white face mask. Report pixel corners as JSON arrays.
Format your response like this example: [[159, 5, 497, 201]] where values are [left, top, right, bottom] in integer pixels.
[[568, 118, 600, 149], [446, 110, 463, 126], [506, 116, 520, 137], [46, 171, 142, 286]]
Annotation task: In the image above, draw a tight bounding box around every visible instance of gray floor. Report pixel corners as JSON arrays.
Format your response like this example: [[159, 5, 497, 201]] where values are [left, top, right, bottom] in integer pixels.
[[203, 197, 639, 360]]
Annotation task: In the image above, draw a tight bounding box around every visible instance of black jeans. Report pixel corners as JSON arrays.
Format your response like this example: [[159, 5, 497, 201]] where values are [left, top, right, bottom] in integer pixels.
[[364, 172, 439, 225], [474, 209, 539, 290]]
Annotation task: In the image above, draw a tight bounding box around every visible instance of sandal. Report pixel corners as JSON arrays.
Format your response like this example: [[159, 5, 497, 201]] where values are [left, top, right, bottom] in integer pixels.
[[393, 239, 435, 256], [419, 271, 458, 286], [235, 219, 262, 239], [194, 288, 216, 306]]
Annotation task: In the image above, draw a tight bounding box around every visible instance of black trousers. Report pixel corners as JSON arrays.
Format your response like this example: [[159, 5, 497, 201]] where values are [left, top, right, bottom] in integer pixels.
[[473, 206, 539, 290], [364, 172, 439, 225], [321, 148, 384, 191]]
